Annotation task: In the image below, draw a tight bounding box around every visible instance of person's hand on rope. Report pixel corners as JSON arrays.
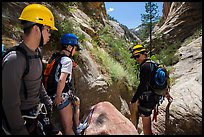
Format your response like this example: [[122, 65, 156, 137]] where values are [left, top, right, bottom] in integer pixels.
[[165, 92, 173, 103]]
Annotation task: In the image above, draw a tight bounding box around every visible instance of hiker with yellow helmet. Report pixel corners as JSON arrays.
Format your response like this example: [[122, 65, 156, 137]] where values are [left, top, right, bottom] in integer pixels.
[[129, 44, 158, 135], [2, 4, 61, 135]]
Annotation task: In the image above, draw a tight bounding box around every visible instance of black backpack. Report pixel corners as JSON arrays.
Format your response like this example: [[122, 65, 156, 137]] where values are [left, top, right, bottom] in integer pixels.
[[147, 60, 170, 96], [43, 52, 71, 96], [2, 45, 42, 99]]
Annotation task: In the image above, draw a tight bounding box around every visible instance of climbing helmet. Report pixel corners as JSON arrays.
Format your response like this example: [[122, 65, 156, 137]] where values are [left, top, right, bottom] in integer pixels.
[[60, 33, 81, 51], [130, 44, 147, 58], [19, 4, 58, 30]]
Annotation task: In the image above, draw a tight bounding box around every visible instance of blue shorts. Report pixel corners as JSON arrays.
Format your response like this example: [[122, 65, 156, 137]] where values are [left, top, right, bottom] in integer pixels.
[[53, 93, 71, 110]]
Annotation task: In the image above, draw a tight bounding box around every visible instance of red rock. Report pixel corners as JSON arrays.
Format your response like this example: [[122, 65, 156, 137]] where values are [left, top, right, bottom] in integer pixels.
[[84, 101, 138, 135]]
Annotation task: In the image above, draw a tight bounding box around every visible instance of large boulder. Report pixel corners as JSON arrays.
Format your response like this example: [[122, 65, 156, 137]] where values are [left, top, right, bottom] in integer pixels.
[[84, 101, 138, 135]]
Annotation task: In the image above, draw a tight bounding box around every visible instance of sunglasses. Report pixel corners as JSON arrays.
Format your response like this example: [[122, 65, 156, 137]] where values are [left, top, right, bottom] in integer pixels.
[[134, 54, 141, 59]]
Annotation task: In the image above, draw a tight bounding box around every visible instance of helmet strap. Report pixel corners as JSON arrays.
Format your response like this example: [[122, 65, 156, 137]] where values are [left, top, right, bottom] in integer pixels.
[[39, 31, 44, 48], [64, 46, 74, 58], [69, 46, 75, 58], [37, 25, 44, 48]]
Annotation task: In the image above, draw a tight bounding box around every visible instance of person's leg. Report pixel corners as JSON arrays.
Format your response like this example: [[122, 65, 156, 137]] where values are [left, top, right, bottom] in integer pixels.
[[74, 96, 80, 127], [141, 116, 152, 135], [59, 103, 75, 135], [138, 103, 153, 135]]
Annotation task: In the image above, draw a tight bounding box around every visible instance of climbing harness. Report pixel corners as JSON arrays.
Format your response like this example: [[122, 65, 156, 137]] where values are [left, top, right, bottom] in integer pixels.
[[22, 103, 47, 120], [2, 103, 53, 135], [21, 103, 48, 135]]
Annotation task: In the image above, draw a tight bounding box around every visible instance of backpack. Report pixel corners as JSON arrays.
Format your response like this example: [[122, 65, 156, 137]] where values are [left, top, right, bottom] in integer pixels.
[[2, 45, 42, 99], [148, 60, 170, 96], [43, 52, 69, 96]]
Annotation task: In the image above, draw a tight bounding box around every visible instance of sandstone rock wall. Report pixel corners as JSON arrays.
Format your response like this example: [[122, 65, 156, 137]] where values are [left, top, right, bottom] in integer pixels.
[[152, 36, 202, 135], [155, 2, 202, 43]]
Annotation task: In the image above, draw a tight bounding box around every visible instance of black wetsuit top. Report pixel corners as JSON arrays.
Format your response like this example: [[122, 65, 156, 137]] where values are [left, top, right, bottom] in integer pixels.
[[131, 59, 155, 103]]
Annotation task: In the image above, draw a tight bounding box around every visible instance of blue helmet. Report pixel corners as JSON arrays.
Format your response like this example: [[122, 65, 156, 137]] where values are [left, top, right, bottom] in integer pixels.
[[60, 33, 81, 51]]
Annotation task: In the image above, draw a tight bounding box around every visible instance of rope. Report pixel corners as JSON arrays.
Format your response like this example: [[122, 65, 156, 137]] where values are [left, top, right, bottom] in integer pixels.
[[82, 108, 95, 127], [77, 107, 95, 134]]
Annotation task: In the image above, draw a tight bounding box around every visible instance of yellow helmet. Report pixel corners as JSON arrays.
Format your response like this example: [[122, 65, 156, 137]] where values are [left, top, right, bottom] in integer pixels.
[[130, 44, 147, 58], [19, 4, 58, 31]]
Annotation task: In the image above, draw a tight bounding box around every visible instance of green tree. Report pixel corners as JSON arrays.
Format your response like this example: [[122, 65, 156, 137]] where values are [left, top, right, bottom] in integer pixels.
[[141, 2, 160, 57]]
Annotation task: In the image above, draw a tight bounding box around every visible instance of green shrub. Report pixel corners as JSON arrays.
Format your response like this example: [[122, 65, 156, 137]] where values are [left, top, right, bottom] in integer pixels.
[[90, 47, 127, 82], [76, 32, 86, 43], [99, 25, 111, 35], [142, 33, 181, 66], [153, 41, 180, 66], [49, 19, 74, 50], [94, 27, 140, 88]]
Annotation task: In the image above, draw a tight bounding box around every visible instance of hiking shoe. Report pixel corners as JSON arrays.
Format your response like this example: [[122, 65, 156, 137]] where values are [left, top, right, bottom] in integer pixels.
[[76, 122, 88, 134]]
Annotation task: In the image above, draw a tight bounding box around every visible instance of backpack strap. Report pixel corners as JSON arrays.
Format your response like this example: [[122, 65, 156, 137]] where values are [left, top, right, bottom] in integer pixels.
[[17, 47, 30, 99], [141, 59, 157, 89], [3, 46, 30, 99], [55, 54, 71, 80], [145, 59, 157, 72], [28, 48, 43, 82], [44, 53, 70, 95], [3, 46, 41, 99], [55, 54, 73, 92], [3, 46, 30, 78]]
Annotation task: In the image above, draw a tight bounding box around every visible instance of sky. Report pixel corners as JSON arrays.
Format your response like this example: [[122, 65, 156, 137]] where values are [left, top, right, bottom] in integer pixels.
[[105, 2, 163, 29]]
